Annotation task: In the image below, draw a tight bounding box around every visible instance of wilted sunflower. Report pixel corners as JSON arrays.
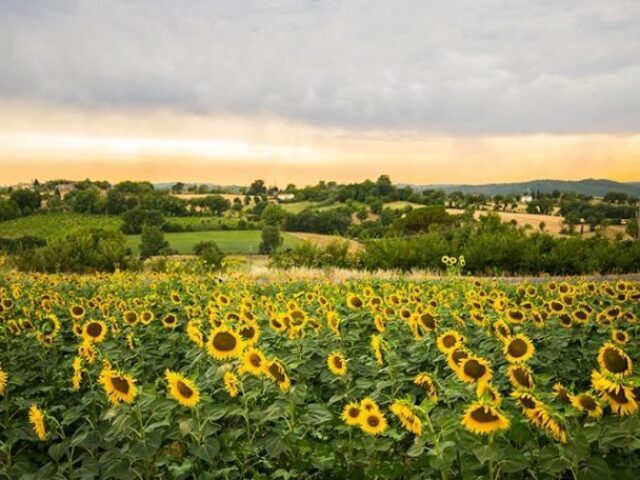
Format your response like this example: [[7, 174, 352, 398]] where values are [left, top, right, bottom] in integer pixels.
[[437, 330, 464, 354], [165, 369, 201, 408], [0, 366, 7, 395], [371, 335, 385, 366], [414, 373, 438, 403], [503, 334, 535, 364], [82, 320, 107, 344], [239, 347, 266, 376], [207, 326, 244, 361], [28, 405, 47, 441], [327, 352, 348, 376], [360, 409, 387, 436], [99, 366, 138, 405], [552, 383, 572, 405], [346, 293, 364, 309], [591, 371, 638, 416], [570, 392, 603, 418], [461, 401, 510, 436], [264, 359, 291, 392], [457, 356, 493, 386], [223, 371, 240, 398], [374, 315, 385, 333], [598, 342, 632, 377], [389, 400, 423, 436], [507, 365, 535, 390], [342, 402, 362, 426]]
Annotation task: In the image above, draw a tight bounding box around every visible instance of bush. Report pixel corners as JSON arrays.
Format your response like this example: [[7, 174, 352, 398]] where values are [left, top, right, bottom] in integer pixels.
[[121, 208, 165, 234], [15, 229, 129, 273], [0, 236, 46, 254], [193, 241, 225, 270], [259, 225, 282, 254], [270, 240, 352, 269]]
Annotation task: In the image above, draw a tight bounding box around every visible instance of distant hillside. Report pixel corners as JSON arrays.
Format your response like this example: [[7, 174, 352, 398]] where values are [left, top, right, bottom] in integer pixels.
[[412, 179, 640, 197]]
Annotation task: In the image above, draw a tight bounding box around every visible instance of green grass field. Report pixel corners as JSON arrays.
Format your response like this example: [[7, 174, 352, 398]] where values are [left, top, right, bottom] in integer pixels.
[[126, 230, 301, 254], [278, 201, 317, 213], [0, 213, 122, 239]]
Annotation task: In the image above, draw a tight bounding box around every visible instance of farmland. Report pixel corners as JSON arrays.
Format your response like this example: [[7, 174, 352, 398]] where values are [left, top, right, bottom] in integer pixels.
[[126, 230, 301, 254], [1, 273, 639, 478]]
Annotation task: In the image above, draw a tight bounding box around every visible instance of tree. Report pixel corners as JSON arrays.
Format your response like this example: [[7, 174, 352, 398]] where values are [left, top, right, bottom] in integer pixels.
[[10, 189, 41, 215], [393, 206, 455, 235], [139, 226, 169, 259], [261, 204, 283, 226], [375, 175, 394, 197], [259, 225, 282, 254], [0, 198, 21, 221], [121, 208, 165, 234], [248, 179, 267, 195], [356, 207, 369, 222], [66, 187, 104, 214]]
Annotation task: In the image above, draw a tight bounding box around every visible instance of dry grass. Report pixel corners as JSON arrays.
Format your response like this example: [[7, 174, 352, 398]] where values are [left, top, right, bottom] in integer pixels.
[[287, 232, 363, 251]]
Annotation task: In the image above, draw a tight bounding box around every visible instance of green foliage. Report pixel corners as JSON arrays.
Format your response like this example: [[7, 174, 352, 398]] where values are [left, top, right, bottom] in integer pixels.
[[122, 208, 165, 234], [0, 198, 21, 221], [260, 204, 284, 226], [0, 213, 123, 240], [9, 189, 41, 214], [284, 208, 352, 235], [193, 240, 225, 270], [392, 206, 456, 235], [259, 225, 282, 254], [139, 226, 170, 259], [14, 229, 129, 272], [270, 240, 352, 269]]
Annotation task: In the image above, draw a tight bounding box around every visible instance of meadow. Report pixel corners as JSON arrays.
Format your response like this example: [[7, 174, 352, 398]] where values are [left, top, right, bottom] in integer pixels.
[[0, 271, 639, 479]]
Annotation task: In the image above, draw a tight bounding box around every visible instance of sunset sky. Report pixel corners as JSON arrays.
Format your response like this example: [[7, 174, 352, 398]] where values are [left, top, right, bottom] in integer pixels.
[[1, 1, 639, 186]]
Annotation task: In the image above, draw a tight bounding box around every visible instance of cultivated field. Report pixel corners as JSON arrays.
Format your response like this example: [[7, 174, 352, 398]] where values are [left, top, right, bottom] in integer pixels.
[[1, 273, 639, 478]]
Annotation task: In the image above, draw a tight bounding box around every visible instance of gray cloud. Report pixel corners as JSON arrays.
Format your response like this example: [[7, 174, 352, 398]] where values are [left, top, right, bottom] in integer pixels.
[[1, 0, 639, 133]]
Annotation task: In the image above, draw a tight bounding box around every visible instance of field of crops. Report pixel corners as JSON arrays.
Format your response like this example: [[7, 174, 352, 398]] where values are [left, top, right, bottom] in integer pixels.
[[0, 273, 639, 479]]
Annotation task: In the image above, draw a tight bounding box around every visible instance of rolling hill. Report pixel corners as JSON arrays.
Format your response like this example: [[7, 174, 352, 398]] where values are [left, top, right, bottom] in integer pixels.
[[411, 179, 640, 197]]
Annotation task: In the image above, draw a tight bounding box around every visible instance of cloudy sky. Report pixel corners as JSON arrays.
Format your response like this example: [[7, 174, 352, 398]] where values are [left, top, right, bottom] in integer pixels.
[[1, 0, 639, 185]]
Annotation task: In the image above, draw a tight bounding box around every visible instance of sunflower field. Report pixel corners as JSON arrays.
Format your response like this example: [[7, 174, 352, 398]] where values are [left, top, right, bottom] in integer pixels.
[[1, 271, 640, 479]]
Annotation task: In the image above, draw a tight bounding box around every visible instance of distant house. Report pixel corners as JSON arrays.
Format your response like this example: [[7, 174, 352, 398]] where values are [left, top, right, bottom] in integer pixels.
[[520, 195, 534, 204], [56, 183, 75, 198], [277, 193, 295, 202]]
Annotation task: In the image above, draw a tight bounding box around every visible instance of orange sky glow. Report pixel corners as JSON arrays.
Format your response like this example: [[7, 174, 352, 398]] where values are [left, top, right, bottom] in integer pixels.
[[1, 102, 638, 187]]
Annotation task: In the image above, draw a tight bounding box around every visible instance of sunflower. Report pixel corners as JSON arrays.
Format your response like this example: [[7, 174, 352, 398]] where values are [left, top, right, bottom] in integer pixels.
[[493, 320, 512, 341], [360, 409, 387, 436], [70, 304, 85, 320], [545, 417, 569, 444], [342, 402, 362, 426], [389, 400, 423, 436], [414, 373, 438, 402], [186, 319, 204, 347], [123, 310, 138, 326], [99, 366, 138, 405], [346, 293, 364, 309], [327, 311, 341, 336], [28, 405, 47, 441], [360, 397, 380, 413], [416, 311, 437, 332], [239, 348, 266, 376], [503, 334, 535, 364], [552, 383, 572, 405], [437, 330, 465, 354], [611, 329, 630, 345], [461, 401, 510, 436], [78, 341, 97, 364], [507, 365, 535, 390], [558, 314, 572, 328], [597, 342, 632, 377], [162, 313, 179, 329], [457, 356, 493, 386], [371, 334, 385, 366], [140, 310, 154, 325], [165, 369, 201, 408], [82, 320, 107, 344], [327, 352, 348, 376], [238, 322, 260, 346], [269, 315, 288, 332], [223, 371, 241, 398], [505, 309, 525, 324], [446, 347, 470, 371], [264, 359, 291, 392], [591, 371, 638, 416], [0, 367, 7, 395], [207, 326, 244, 361], [569, 391, 603, 418]]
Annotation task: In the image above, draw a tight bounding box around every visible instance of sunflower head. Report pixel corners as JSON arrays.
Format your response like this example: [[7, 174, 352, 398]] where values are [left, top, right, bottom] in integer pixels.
[[461, 401, 510, 436], [360, 409, 387, 436], [598, 342, 632, 377], [503, 334, 535, 364], [327, 352, 347, 376], [342, 402, 362, 426], [165, 369, 201, 408], [457, 356, 493, 386], [207, 327, 244, 361]]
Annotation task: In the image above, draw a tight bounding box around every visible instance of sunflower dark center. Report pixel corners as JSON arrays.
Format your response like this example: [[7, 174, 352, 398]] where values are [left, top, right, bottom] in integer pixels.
[[442, 335, 456, 348], [86, 322, 103, 337], [451, 349, 469, 366], [213, 332, 237, 351], [249, 354, 262, 368], [512, 368, 532, 388], [463, 359, 487, 379], [603, 348, 629, 374], [517, 395, 537, 409], [240, 326, 255, 340], [509, 311, 523, 321], [350, 297, 363, 308], [580, 396, 597, 410], [604, 387, 629, 404], [176, 380, 194, 398], [348, 407, 360, 418], [508, 339, 528, 358], [268, 363, 287, 383], [366, 415, 380, 427], [333, 356, 343, 369], [470, 407, 499, 423], [111, 376, 130, 394], [421, 314, 436, 329]]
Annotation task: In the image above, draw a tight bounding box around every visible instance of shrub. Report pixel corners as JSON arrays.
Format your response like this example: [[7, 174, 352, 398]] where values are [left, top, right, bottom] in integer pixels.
[[139, 226, 169, 259], [194, 241, 225, 270]]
